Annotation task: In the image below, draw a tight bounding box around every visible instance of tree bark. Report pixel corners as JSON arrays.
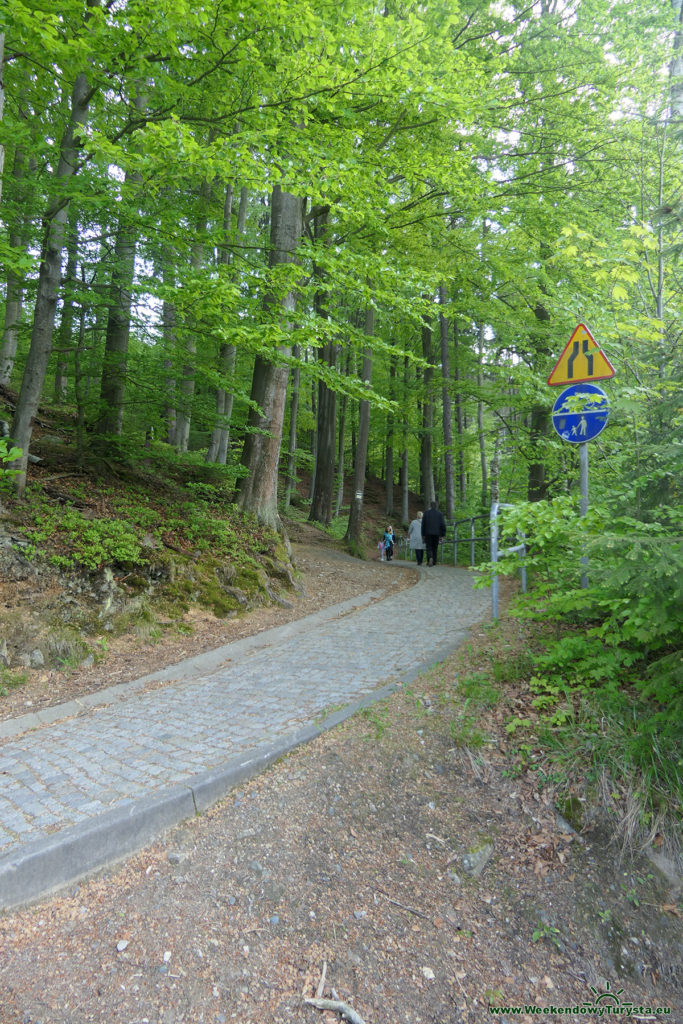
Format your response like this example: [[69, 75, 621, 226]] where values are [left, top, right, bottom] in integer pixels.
[[385, 351, 395, 516], [0, 148, 34, 386], [237, 185, 304, 530], [95, 89, 146, 438], [12, 69, 93, 495], [74, 267, 89, 459], [334, 346, 352, 517], [527, 300, 551, 501], [401, 353, 410, 524], [453, 321, 467, 506], [477, 322, 488, 509], [345, 305, 374, 551], [174, 177, 211, 451], [53, 213, 79, 403], [207, 185, 248, 463], [284, 344, 301, 509], [439, 285, 455, 521], [309, 208, 337, 525], [527, 405, 550, 502], [420, 315, 435, 508]]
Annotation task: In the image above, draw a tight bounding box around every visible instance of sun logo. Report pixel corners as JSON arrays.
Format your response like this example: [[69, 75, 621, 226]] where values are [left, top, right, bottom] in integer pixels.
[[588, 981, 625, 1006]]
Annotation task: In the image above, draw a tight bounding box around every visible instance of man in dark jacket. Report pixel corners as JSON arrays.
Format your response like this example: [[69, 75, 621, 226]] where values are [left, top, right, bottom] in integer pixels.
[[421, 500, 446, 566]]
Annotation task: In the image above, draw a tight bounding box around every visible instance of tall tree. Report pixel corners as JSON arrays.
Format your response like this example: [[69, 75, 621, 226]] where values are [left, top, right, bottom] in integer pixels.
[[345, 306, 374, 551], [237, 185, 304, 530], [439, 285, 455, 521], [12, 63, 95, 494], [95, 88, 146, 439], [309, 207, 337, 526]]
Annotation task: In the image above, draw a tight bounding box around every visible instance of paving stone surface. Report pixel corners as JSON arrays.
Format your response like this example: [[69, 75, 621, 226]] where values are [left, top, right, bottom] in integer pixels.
[[0, 562, 490, 900]]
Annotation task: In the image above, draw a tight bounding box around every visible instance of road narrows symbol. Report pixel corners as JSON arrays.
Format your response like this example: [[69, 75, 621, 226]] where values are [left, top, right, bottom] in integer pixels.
[[548, 324, 613, 386]]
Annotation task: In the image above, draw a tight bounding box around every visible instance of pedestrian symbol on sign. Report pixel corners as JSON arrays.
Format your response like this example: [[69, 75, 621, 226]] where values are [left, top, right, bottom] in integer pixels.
[[551, 383, 610, 444]]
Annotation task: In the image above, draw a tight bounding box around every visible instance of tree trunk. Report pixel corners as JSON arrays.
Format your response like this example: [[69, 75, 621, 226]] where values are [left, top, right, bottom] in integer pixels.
[[53, 213, 79, 403], [0, 149, 34, 386], [309, 209, 337, 525], [161, 254, 177, 444], [401, 353, 410, 523], [477, 322, 488, 508], [174, 178, 211, 451], [420, 316, 435, 508], [453, 321, 467, 506], [207, 185, 247, 463], [12, 70, 93, 495], [96, 89, 146, 438], [527, 406, 550, 501], [237, 185, 304, 530], [309, 360, 337, 525], [385, 351, 395, 516], [345, 305, 374, 551], [74, 267, 89, 459], [284, 343, 301, 509], [334, 347, 352, 517], [439, 285, 455, 521], [308, 371, 317, 500], [527, 300, 552, 500]]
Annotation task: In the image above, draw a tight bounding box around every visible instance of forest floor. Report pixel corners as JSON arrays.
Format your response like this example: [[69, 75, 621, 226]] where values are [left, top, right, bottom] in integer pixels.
[[1, 526, 681, 1023]]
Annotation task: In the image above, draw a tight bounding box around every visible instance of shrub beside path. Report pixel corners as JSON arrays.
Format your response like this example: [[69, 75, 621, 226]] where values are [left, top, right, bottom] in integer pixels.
[[0, 560, 490, 909]]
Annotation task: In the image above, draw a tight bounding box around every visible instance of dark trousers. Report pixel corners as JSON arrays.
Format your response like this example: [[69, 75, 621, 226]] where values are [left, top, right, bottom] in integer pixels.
[[414, 548, 424, 566], [425, 535, 440, 565]]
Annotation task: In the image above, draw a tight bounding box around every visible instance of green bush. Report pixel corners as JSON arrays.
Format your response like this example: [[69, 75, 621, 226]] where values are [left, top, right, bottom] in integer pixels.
[[480, 498, 683, 829], [0, 439, 22, 485], [31, 504, 146, 571]]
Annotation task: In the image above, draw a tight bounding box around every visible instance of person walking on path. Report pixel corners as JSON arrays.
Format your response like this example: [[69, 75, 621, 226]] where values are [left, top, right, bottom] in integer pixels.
[[383, 524, 395, 561], [421, 501, 446, 566], [407, 511, 426, 566]]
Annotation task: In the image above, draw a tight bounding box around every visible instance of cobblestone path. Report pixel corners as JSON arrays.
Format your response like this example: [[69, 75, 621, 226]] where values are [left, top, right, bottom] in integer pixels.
[[0, 562, 490, 907]]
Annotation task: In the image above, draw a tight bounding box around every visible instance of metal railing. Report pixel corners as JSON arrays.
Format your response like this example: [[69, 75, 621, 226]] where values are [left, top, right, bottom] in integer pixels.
[[394, 508, 527, 618], [452, 513, 489, 566], [490, 502, 527, 619]]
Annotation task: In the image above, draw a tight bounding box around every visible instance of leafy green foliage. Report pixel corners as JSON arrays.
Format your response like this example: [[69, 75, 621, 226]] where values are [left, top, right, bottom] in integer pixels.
[[0, 441, 22, 484], [30, 503, 146, 571], [484, 498, 683, 830]]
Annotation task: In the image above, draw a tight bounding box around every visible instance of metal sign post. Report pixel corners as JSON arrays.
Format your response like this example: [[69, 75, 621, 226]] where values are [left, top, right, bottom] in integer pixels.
[[548, 325, 615, 591], [579, 442, 589, 588]]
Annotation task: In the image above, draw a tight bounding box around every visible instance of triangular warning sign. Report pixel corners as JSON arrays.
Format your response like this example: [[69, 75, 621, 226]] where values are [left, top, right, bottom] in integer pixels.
[[547, 323, 616, 386]]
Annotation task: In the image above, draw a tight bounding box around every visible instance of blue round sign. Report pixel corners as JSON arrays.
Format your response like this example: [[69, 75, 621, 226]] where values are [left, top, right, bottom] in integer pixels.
[[551, 383, 610, 444]]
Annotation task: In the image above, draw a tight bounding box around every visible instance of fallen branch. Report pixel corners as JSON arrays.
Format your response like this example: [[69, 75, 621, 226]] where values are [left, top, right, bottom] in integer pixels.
[[316, 960, 327, 999], [373, 884, 429, 920], [304, 996, 367, 1024]]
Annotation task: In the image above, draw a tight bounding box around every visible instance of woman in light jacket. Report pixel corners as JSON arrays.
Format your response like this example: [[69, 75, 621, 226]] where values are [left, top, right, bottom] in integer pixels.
[[407, 511, 425, 566]]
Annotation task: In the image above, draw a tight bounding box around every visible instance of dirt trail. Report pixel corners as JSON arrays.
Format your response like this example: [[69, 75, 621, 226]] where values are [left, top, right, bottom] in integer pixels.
[[0, 544, 680, 1023]]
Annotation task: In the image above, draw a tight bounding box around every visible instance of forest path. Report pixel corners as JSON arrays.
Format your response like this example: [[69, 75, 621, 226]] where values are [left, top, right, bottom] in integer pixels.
[[0, 558, 490, 910]]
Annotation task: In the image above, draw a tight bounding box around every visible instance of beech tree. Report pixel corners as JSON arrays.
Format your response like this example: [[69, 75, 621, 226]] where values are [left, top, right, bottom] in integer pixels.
[[237, 185, 304, 530]]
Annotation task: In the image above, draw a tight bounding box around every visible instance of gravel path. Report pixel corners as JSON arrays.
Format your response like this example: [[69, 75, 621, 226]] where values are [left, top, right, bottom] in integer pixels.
[[0, 561, 490, 909]]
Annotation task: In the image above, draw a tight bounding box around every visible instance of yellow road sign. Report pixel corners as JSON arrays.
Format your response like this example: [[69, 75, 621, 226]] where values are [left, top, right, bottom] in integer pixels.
[[547, 323, 616, 386]]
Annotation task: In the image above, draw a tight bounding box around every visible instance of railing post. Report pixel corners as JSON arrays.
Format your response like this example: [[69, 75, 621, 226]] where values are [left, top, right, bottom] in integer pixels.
[[470, 518, 476, 566], [490, 502, 500, 620], [519, 531, 527, 594], [453, 522, 458, 565]]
